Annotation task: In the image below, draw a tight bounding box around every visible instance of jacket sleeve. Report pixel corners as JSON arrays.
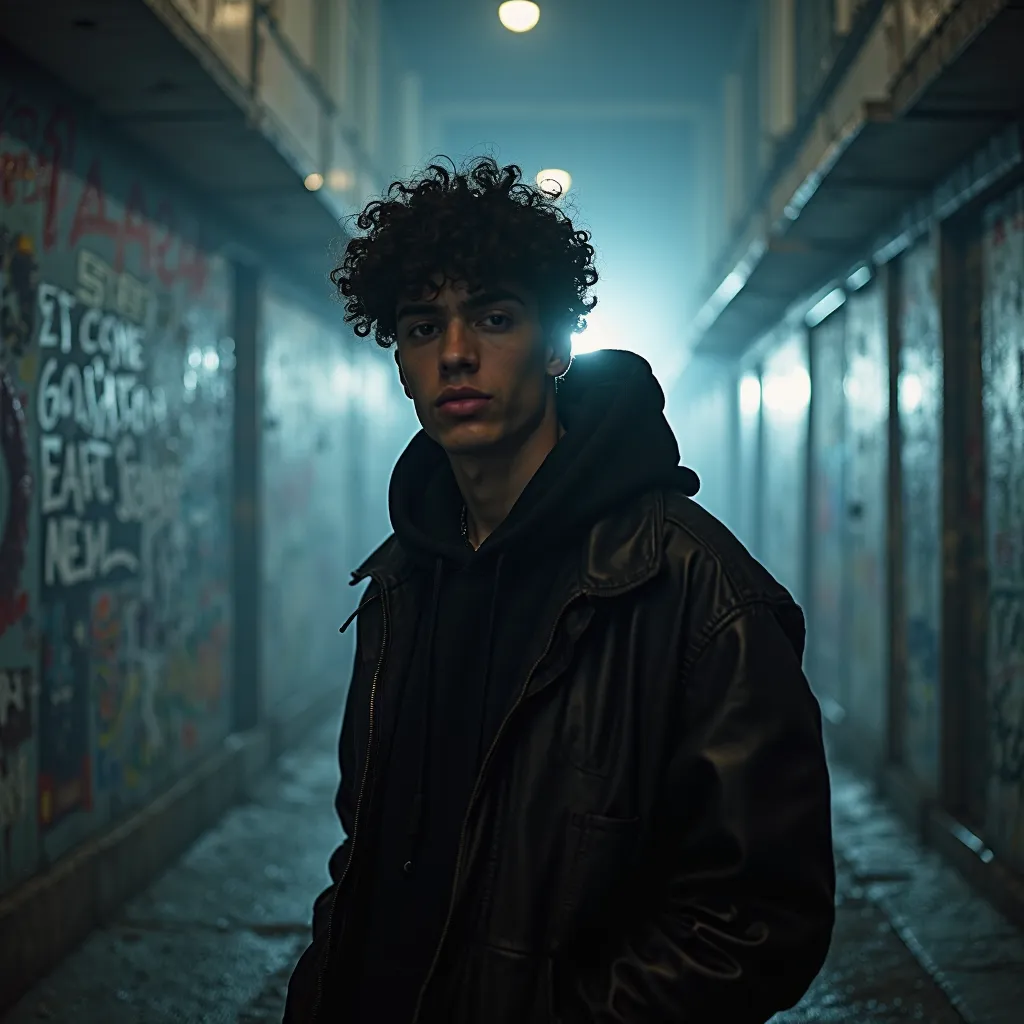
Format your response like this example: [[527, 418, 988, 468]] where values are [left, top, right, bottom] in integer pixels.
[[284, 597, 373, 1024], [566, 601, 836, 1024], [311, 609, 369, 940]]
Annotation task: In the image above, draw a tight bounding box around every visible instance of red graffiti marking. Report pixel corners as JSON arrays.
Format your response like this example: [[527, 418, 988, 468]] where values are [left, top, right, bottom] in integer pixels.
[[0, 102, 76, 251], [0, 591, 28, 638], [116, 180, 151, 274], [1, 94, 209, 295], [68, 157, 120, 248], [38, 760, 92, 827]]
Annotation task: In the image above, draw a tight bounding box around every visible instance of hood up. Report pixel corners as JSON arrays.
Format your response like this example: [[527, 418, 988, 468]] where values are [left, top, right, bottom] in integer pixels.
[[388, 348, 698, 565]]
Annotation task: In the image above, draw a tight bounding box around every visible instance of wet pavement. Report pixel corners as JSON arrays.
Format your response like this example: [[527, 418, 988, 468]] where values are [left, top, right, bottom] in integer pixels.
[[5, 721, 1024, 1023]]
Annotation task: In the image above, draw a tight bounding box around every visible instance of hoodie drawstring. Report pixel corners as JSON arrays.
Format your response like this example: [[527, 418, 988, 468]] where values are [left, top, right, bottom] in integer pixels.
[[405, 557, 444, 874]]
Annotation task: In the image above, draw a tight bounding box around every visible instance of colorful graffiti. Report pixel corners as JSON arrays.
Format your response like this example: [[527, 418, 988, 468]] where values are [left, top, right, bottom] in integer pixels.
[[0, 97, 208, 292], [981, 184, 1024, 870], [37, 599, 91, 827], [0, 71, 233, 895]]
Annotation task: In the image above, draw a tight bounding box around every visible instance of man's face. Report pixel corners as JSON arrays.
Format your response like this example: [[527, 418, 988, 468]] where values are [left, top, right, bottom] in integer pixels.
[[394, 278, 568, 455]]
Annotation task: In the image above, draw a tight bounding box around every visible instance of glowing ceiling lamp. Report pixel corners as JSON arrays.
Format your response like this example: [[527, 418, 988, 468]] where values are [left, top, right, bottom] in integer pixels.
[[536, 168, 571, 198], [498, 1, 541, 33], [304, 172, 324, 192]]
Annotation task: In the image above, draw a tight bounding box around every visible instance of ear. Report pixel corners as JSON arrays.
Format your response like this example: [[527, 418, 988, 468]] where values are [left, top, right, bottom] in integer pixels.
[[545, 336, 571, 379], [394, 348, 413, 399]]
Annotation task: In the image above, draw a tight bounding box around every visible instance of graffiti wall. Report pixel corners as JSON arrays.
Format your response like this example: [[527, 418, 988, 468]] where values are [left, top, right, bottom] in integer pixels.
[[843, 283, 890, 765], [260, 287, 413, 717], [807, 311, 847, 715], [981, 184, 1024, 871], [760, 330, 811, 608], [0, 78, 234, 891], [898, 236, 943, 791]]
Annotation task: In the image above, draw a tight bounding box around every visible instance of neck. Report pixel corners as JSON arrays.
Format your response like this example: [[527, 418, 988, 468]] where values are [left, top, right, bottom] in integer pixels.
[[450, 402, 563, 549]]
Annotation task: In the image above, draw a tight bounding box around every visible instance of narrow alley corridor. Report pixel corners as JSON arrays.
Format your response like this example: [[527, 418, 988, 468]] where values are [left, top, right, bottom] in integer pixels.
[[3, 725, 1022, 1024]]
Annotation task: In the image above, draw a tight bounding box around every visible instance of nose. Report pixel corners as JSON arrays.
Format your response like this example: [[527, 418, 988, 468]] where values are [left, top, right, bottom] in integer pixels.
[[438, 317, 479, 376]]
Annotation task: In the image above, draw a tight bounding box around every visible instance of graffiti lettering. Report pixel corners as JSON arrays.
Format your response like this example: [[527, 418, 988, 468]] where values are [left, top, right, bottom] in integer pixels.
[[38, 356, 167, 439], [1, 95, 207, 291], [40, 435, 114, 514], [37, 282, 75, 352], [77, 249, 151, 325], [115, 436, 181, 524]]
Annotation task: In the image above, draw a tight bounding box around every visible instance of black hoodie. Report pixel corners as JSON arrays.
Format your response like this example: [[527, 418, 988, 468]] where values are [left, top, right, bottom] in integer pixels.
[[347, 350, 697, 1023]]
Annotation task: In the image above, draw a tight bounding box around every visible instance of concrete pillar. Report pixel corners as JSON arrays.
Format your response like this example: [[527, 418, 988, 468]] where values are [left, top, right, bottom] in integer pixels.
[[231, 261, 263, 733]]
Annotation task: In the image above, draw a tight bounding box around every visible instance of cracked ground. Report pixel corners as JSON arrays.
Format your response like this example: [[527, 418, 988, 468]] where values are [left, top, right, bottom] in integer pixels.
[[5, 722, 1024, 1023]]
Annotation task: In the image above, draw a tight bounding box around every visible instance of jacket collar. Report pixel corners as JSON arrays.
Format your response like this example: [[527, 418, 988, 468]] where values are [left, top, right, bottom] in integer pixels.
[[350, 486, 666, 598]]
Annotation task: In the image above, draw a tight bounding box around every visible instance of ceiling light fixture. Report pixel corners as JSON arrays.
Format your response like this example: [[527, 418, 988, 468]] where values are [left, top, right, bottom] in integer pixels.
[[498, 1, 541, 33], [536, 168, 571, 197], [304, 172, 324, 192]]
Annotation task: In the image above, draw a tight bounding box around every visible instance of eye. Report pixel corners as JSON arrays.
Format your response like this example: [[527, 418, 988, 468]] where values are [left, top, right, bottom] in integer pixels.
[[480, 312, 512, 330], [408, 322, 437, 340]]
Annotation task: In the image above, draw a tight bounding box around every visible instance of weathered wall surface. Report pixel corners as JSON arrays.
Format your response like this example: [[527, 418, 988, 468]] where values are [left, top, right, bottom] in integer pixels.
[[760, 330, 810, 608], [981, 184, 1024, 872], [842, 283, 889, 768], [808, 310, 847, 715], [260, 285, 416, 718], [0, 77, 234, 892], [898, 237, 943, 793]]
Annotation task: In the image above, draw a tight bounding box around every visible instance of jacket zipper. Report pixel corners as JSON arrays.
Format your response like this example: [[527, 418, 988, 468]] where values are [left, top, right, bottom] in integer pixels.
[[410, 590, 583, 1024], [311, 579, 389, 1022]]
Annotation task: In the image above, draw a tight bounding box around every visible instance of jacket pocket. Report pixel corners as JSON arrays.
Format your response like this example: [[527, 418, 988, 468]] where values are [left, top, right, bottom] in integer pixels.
[[551, 812, 641, 949]]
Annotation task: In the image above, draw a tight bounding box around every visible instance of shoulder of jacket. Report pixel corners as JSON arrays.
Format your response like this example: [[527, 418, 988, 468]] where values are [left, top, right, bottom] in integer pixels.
[[660, 488, 795, 613]]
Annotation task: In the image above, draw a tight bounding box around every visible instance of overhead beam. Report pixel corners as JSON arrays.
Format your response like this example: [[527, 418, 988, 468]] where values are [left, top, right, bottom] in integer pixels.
[[433, 100, 704, 122]]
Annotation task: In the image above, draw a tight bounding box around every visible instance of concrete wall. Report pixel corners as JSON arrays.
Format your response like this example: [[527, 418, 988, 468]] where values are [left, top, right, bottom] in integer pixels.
[[671, 141, 1024, 906], [0, 52, 418, 908], [260, 284, 416, 720], [0, 70, 235, 894]]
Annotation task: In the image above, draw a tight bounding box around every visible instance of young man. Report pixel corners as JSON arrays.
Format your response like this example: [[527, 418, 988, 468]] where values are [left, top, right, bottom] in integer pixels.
[[285, 157, 835, 1024]]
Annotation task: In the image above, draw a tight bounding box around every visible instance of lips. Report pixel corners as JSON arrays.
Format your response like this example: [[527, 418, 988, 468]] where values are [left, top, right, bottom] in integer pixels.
[[436, 388, 492, 417], [438, 396, 491, 417]]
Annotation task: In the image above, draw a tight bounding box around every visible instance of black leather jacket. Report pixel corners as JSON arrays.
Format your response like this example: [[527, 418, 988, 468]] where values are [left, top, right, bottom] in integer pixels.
[[286, 485, 835, 1024]]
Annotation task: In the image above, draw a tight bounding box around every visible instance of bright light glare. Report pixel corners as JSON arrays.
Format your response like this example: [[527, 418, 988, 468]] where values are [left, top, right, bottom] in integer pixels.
[[899, 372, 923, 414], [762, 366, 811, 416], [202, 349, 220, 372], [213, 0, 250, 30], [498, 1, 541, 32], [739, 374, 761, 418], [304, 172, 324, 192], [331, 363, 350, 398], [572, 319, 612, 355], [805, 287, 846, 328], [720, 270, 745, 304], [327, 168, 353, 192], [846, 265, 872, 291], [536, 168, 571, 197]]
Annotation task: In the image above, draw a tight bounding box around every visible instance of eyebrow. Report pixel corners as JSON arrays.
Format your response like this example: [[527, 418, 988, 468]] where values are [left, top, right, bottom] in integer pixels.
[[396, 287, 525, 322]]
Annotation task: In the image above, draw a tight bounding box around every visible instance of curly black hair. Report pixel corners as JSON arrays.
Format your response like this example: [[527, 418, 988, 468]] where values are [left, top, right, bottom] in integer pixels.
[[332, 156, 598, 348]]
